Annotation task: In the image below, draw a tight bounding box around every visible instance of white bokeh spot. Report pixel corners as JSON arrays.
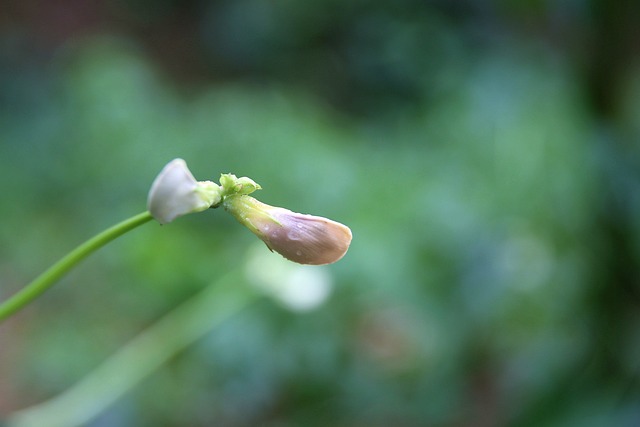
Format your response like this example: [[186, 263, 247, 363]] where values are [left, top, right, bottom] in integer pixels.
[[244, 243, 333, 311]]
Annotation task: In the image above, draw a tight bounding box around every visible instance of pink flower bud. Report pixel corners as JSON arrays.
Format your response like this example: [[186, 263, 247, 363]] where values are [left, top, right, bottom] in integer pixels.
[[224, 195, 352, 265]]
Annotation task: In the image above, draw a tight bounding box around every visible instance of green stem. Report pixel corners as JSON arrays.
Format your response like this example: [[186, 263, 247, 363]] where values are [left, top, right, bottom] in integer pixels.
[[7, 272, 257, 427], [0, 211, 153, 323]]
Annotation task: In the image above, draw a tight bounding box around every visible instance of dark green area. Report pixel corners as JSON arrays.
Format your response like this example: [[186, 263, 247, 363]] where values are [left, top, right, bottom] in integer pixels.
[[1, 0, 640, 425]]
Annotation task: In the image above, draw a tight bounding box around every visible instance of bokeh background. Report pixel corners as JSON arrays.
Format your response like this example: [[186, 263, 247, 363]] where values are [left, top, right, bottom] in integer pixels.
[[1, 0, 640, 426]]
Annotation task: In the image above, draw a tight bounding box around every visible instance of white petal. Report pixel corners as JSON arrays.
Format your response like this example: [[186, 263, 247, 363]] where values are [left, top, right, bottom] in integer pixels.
[[147, 159, 216, 224]]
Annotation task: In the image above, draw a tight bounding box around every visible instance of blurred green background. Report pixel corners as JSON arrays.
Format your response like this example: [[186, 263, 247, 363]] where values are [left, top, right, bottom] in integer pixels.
[[1, 0, 640, 426]]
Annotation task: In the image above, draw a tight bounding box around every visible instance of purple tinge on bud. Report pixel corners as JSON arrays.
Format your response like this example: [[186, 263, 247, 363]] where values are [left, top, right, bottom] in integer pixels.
[[224, 195, 352, 265]]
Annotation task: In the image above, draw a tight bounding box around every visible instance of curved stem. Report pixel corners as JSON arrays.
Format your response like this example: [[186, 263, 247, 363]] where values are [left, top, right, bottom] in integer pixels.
[[7, 272, 257, 427], [0, 211, 153, 323]]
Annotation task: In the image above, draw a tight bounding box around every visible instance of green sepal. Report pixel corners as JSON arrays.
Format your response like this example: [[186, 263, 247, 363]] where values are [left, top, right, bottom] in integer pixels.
[[219, 173, 262, 197]]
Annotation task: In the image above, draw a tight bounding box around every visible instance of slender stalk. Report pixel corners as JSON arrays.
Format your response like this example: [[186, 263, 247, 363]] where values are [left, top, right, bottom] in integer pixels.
[[7, 272, 257, 427], [0, 211, 153, 323]]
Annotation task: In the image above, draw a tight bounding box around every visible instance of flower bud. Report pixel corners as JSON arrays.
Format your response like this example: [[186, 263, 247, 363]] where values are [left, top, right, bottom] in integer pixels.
[[147, 159, 222, 224], [224, 195, 352, 265], [219, 173, 261, 196]]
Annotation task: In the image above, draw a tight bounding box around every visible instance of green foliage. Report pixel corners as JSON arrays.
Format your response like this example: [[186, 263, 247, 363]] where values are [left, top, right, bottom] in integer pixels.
[[2, 1, 640, 425]]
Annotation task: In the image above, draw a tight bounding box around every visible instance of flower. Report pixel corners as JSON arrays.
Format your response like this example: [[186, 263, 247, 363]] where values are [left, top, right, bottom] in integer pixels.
[[147, 159, 221, 224], [223, 194, 352, 265], [147, 160, 353, 266]]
